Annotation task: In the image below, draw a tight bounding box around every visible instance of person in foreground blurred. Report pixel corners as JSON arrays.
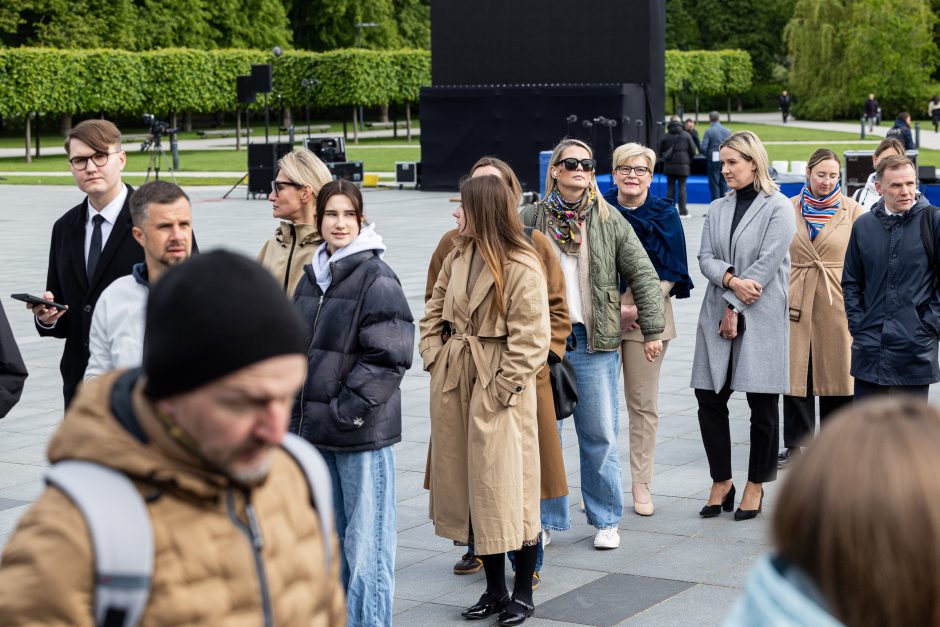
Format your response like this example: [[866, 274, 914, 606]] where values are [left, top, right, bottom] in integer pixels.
[[421, 175, 550, 625], [726, 398, 940, 627]]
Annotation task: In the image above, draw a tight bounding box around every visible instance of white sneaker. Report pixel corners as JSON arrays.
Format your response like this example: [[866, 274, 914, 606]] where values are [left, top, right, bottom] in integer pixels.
[[593, 527, 620, 550], [542, 528, 551, 547]]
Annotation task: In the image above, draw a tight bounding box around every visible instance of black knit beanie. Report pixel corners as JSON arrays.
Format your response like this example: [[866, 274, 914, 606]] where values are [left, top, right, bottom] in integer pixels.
[[143, 249, 307, 399]]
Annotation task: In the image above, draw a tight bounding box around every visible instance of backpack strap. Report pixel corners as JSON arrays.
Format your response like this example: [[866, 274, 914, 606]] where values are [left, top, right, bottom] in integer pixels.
[[280, 433, 335, 570], [921, 205, 939, 291], [45, 461, 153, 627]]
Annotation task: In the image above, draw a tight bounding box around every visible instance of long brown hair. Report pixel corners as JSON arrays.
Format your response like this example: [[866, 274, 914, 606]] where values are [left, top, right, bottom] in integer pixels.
[[460, 175, 539, 313], [470, 156, 523, 206], [773, 398, 940, 627]]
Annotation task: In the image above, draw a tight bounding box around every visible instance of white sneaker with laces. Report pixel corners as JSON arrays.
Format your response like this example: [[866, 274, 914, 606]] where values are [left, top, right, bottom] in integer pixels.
[[542, 528, 551, 547], [593, 527, 620, 550]]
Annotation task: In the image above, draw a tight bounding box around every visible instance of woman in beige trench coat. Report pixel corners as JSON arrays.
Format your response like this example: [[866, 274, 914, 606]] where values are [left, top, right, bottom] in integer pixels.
[[420, 175, 550, 625], [779, 149, 864, 467]]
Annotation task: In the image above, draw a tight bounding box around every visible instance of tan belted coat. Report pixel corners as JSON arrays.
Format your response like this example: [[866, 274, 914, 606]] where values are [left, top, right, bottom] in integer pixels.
[[787, 195, 865, 397], [419, 239, 550, 555]]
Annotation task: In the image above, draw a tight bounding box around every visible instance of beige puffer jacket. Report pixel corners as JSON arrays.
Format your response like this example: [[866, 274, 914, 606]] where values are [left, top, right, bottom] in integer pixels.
[[0, 371, 346, 626]]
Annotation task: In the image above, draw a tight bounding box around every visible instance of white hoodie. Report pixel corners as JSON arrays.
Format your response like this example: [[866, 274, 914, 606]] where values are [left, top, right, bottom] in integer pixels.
[[311, 221, 387, 293]]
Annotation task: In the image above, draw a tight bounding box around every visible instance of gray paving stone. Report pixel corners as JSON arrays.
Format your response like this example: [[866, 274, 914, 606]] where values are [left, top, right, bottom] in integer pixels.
[[537, 573, 694, 626], [0, 497, 29, 512], [395, 552, 485, 603], [623, 584, 742, 627]]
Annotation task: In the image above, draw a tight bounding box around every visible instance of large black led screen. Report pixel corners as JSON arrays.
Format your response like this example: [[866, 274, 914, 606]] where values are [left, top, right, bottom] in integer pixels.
[[431, 0, 664, 86]]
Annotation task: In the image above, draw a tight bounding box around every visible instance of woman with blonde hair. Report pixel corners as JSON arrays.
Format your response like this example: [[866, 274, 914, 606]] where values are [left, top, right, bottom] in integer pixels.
[[693, 131, 795, 521], [421, 174, 550, 625], [258, 148, 333, 295], [727, 398, 940, 626], [777, 149, 863, 469], [603, 142, 693, 516], [521, 138, 665, 549]]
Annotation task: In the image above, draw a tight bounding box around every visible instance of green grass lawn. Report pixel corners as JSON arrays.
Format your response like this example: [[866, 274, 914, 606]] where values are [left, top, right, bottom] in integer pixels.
[[719, 122, 862, 141]]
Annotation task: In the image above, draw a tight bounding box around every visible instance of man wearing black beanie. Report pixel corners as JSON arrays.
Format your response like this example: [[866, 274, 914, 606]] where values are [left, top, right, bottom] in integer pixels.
[[0, 250, 347, 625]]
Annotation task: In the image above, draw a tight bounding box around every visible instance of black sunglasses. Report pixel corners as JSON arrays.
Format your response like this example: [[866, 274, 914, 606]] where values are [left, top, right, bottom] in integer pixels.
[[555, 158, 596, 172], [271, 180, 304, 195]]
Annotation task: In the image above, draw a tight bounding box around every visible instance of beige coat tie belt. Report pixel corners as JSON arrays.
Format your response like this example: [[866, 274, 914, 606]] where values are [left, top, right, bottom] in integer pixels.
[[441, 333, 506, 393], [790, 260, 843, 321]]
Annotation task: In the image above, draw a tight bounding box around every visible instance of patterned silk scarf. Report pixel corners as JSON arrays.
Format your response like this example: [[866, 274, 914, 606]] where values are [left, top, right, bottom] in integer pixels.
[[543, 187, 597, 255], [800, 182, 842, 241]]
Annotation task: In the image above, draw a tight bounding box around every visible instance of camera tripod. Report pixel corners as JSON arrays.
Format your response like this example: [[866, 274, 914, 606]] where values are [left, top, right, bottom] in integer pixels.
[[144, 134, 177, 183]]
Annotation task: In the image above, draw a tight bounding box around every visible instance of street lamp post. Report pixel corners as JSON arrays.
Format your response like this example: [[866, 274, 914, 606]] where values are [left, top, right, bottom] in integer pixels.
[[354, 21, 379, 135]]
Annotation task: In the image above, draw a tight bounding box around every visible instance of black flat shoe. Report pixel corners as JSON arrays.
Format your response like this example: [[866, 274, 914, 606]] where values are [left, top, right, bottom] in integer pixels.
[[699, 484, 735, 518], [734, 488, 764, 521], [462, 592, 510, 620], [497, 599, 535, 626]]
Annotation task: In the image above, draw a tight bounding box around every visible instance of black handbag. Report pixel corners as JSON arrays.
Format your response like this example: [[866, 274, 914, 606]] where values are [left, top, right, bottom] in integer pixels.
[[549, 334, 578, 420]]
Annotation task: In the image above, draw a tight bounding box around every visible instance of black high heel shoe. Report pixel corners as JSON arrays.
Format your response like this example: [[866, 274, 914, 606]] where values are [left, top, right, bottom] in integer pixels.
[[699, 484, 735, 518], [462, 592, 510, 620], [734, 488, 764, 521], [497, 599, 535, 626]]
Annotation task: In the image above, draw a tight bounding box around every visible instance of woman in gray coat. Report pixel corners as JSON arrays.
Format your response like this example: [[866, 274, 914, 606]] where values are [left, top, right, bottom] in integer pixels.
[[692, 131, 796, 521]]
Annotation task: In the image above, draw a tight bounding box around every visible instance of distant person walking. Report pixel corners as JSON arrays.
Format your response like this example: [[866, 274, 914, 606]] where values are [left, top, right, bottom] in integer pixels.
[[864, 93, 879, 131], [929, 96, 940, 133], [684, 119, 701, 152], [777, 149, 863, 469], [693, 131, 796, 522], [886, 112, 915, 150], [843, 155, 940, 399], [852, 137, 904, 211], [658, 116, 697, 218], [702, 111, 732, 201], [779, 90, 792, 123]]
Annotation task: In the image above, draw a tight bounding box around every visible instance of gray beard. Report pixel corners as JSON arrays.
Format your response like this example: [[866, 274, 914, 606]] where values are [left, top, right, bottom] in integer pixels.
[[228, 452, 273, 486]]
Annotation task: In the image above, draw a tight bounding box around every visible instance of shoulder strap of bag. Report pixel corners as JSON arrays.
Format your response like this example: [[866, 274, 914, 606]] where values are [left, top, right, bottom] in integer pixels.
[[280, 433, 334, 570], [45, 461, 153, 627], [522, 226, 534, 243], [921, 205, 939, 291]]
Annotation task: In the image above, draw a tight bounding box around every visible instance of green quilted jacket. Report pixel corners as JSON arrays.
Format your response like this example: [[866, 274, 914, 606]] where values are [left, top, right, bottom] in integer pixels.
[[520, 200, 665, 351]]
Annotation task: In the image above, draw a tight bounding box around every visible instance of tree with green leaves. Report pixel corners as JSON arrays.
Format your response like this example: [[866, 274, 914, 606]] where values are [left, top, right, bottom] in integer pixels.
[[785, 0, 937, 119]]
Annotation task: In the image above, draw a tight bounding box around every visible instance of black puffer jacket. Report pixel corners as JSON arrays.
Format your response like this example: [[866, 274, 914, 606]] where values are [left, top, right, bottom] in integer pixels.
[[291, 245, 414, 452], [843, 195, 940, 386], [657, 120, 697, 176]]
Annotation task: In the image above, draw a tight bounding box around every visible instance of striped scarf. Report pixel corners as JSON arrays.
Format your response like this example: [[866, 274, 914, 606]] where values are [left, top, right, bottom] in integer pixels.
[[800, 183, 842, 241]]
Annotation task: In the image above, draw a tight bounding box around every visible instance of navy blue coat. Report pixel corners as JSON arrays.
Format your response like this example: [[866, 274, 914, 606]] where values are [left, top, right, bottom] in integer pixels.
[[291, 250, 414, 452], [842, 197, 940, 385]]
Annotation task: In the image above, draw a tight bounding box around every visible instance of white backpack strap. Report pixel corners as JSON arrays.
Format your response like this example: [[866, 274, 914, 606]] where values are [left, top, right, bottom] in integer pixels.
[[280, 433, 334, 569], [46, 460, 154, 627]]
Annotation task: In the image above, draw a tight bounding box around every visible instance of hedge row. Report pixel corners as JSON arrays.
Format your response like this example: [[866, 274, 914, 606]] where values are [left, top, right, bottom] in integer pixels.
[[665, 50, 753, 96], [0, 47, 432, 117]]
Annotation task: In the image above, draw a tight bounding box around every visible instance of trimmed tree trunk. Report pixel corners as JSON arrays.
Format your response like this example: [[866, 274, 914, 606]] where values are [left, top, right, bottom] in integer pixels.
[[235, 108, 242, 152], [183, 111, 192, 132], [380, 103, 390, 123], [283, 106, 293, 129], [60, 113, 72, 136], [24, 115, 32, 164], [352, 107, 360, 144], [406, 103, 412, 142]]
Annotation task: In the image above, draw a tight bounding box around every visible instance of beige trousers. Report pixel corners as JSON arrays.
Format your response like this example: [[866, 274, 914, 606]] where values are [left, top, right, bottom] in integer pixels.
[[621, 339, 669, 484]]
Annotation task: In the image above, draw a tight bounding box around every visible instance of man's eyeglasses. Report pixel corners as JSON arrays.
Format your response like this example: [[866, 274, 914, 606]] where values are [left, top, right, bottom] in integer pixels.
[[555, 158, 596, 172], [614, 165, 651, 176], [68, 151, 121, 171], [271, 180, 305, 195]]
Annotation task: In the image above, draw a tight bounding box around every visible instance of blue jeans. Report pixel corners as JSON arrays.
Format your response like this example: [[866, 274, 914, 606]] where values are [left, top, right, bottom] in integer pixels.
[[541, 324, 623, 530], [320, 447, 396, 627], [707, 160, 727, 201]]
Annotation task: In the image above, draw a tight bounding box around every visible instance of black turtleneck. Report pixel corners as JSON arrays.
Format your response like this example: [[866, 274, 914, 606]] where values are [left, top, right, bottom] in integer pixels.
[[730, 183, 759, 239]]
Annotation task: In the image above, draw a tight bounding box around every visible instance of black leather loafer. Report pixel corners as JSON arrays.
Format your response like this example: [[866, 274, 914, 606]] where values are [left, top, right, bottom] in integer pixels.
[[462, 592, 509, 620], [497, 599, 535, 626]]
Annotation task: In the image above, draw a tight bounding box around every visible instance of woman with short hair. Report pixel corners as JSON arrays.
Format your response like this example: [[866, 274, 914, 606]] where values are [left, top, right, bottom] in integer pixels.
[[421, 175, 551, 625], [258, 149, 333, 295], [727, 398, 940, 626], [693, 131, 796, 521], [521, 138, 665, 549], [777, 149, 863, 468], [603, 142, 693, 516]]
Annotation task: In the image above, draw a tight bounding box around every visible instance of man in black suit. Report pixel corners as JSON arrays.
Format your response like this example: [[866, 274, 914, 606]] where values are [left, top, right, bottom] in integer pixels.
[[27, 120, 144, 406], [0, 300, 28, 417]]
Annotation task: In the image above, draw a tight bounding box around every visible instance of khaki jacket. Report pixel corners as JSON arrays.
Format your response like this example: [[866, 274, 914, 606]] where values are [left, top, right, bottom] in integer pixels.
[[419, 239, 550, 555], [257, 221, 323, 296], [424, 228, 569, 499], [0, 372, 346, 627], [787, 195, 864, 396]]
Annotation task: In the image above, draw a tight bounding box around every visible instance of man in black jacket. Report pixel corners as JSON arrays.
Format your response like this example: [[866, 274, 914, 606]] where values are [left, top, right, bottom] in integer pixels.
[[0, 301, 27, 418], [843, 155, 940, 399], [27, 120, 144, 407], [658, 116, 697, 218]]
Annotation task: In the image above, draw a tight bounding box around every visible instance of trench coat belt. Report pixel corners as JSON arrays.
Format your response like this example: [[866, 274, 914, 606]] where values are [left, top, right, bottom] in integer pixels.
[[442, 333, 506, 393], [790, 259, 843, 317]]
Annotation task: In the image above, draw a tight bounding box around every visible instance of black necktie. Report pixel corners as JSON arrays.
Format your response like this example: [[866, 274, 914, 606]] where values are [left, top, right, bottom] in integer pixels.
[[87, 214, 104, 280]]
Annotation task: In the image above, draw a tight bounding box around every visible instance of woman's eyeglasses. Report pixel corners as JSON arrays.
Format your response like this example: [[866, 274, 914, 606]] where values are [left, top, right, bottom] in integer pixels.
[[614, 165, 651, 176], [555, 158, 596, 172], [271, 180, 304, 195]]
